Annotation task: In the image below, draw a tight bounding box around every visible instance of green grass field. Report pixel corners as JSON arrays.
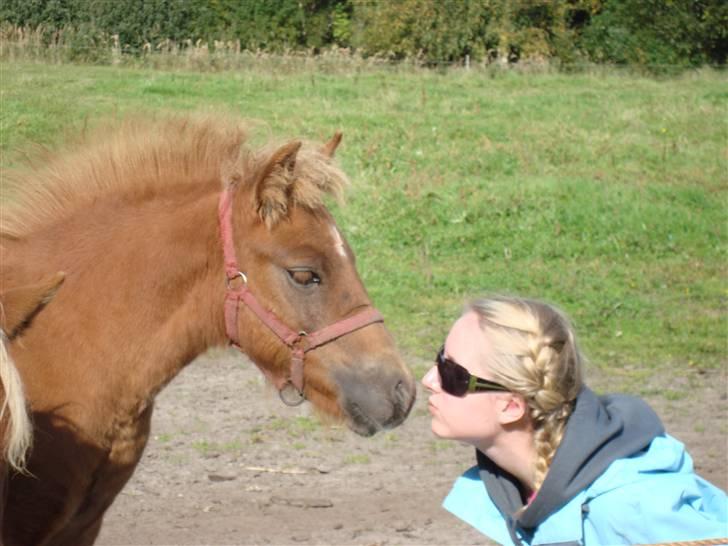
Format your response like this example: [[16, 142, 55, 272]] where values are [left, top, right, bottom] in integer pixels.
[[1, 61, 725, 389]]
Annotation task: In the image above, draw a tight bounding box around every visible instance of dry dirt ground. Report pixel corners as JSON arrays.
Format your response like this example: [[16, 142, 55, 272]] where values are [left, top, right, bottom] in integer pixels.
[[97, 350, 727, 546]]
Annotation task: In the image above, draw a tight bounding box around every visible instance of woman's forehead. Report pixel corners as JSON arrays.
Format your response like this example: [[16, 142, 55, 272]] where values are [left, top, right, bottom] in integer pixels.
[[445, 311, 493, 374], [445, 311, 480, 347]]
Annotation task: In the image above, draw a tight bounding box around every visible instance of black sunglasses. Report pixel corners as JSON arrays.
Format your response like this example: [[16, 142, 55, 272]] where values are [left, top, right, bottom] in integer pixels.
[[436, 345, 510, 397]]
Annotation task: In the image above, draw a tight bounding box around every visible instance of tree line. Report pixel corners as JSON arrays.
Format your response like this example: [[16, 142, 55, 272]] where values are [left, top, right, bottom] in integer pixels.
[[1, 0, 725, 70]]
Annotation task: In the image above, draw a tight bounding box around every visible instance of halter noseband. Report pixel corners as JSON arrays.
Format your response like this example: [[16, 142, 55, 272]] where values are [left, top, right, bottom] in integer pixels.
[[218, 186, 384, 406]]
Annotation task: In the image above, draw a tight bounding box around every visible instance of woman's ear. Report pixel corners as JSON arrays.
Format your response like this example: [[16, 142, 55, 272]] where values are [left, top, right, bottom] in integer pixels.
[[497, 393, 529, 426]]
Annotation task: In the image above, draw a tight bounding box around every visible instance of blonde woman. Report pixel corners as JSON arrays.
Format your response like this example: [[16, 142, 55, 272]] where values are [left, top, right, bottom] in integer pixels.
[[422, 296, 727, 545]]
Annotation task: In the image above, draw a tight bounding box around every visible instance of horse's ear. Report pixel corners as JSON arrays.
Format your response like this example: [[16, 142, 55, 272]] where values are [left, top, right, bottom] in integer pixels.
[[320, 132, 342, 158], [254, 140, 302, 228], [0, 271, 65, 338]]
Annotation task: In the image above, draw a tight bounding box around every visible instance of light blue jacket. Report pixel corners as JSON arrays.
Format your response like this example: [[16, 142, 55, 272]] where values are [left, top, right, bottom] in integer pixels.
[[444, 434, 728, 545]]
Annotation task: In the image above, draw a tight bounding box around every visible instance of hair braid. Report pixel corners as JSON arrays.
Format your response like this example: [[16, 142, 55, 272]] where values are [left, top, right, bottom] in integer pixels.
[[468, 296, 583, 492]]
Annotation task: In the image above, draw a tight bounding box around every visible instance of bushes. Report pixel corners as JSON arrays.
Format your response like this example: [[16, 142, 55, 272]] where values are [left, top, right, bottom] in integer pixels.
[[349, 0, 493, 63], [579, 0, 727, 70], [0, 0, 725, 69], [348, 0, 589, 65], [0, 0, 349, 52]]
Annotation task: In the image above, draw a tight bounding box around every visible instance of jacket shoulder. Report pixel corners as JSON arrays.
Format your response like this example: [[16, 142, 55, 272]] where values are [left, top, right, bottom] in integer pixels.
[[582, 435, 728, 544], [442, 466, 514, 546]]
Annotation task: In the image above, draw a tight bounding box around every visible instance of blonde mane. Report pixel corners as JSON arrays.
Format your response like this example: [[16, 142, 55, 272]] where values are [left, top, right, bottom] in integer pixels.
[[0, 329, 32, 472], [1, 114, 347, 237]]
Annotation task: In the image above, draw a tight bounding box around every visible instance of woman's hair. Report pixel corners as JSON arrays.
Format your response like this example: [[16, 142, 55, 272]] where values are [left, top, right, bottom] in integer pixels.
[[467, 296, 584, 491]]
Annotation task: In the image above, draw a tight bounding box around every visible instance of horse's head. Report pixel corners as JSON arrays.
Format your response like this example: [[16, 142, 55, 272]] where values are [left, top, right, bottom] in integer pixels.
[[224, 134, 416, 436]]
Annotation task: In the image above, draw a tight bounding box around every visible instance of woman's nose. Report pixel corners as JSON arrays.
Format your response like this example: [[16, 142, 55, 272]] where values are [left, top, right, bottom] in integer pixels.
[[421, 365, 440, 392]]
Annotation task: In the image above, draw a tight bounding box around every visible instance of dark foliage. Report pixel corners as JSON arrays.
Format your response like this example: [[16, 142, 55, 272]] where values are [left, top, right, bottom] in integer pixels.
[[1, 0, 724, 69]]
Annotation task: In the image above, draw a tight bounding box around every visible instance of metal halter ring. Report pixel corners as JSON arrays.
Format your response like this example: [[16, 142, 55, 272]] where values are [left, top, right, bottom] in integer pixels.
[[279, 381, 305, 406], [226, 271, 247, 289]]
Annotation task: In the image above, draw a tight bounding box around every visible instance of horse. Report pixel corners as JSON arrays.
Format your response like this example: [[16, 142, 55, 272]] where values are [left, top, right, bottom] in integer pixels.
[[0, 115, 417, 546]]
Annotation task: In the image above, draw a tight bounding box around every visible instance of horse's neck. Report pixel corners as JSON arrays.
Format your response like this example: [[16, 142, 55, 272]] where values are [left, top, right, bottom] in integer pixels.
[[12, 187, 229, 425]]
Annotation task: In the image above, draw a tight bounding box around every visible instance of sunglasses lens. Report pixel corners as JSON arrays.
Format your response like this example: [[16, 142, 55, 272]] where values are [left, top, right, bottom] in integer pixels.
[[437, 349, 470, 396]]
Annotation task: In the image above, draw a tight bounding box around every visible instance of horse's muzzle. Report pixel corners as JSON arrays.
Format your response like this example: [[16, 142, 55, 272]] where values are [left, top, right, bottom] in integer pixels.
[[334, 365, 417, 437]]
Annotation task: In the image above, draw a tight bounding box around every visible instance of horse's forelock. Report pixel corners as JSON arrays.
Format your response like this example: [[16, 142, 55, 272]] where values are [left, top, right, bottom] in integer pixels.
[[291, 146, 348, 207], [245, 141, 348, 228]]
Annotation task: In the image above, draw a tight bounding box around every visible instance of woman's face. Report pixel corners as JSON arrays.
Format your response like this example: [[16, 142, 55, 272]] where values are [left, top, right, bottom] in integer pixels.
[[422, 311, 508, 447]]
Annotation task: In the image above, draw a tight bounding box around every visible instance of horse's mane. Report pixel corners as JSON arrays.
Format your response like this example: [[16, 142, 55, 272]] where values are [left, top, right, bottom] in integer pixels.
[[1, 114, 347, 237]]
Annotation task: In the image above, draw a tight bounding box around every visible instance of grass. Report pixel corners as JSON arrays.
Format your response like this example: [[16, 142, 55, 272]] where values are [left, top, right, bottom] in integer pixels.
[[192, 439, 243, 456], [1, 61, 725, 390], [343, 454, 370, 465], [255, 416, 321, 438]]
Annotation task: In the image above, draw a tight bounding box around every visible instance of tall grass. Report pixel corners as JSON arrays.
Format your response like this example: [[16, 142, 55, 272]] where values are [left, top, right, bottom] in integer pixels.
[[1, 59, 725, 393], [0, 25, 449, 73], [1, 24, 680, 75]]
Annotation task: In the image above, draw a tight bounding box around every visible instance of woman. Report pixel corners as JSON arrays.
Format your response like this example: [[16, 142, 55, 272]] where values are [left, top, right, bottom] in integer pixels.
[[423, 296, 727, 546]]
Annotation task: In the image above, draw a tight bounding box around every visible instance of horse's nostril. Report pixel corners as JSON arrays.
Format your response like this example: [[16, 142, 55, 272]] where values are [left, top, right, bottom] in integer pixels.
[[394, 380, 405, 401], [381, 378, 415, 428], [393, 379, 415, 409]]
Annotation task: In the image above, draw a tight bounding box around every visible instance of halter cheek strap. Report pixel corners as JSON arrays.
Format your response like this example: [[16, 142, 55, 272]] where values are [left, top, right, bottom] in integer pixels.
[[218, 186, 384, 405]]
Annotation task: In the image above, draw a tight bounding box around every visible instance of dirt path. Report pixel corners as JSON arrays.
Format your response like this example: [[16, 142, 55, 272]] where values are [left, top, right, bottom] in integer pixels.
[[97, 351, 726, 546]]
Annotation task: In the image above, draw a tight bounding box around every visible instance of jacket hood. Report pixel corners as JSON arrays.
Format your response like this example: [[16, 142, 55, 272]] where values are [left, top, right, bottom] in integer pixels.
[[477, 385, 664, 542]]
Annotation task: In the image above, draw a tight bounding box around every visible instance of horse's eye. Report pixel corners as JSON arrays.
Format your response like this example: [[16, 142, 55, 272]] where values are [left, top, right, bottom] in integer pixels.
[[287, 269, 321, 287]]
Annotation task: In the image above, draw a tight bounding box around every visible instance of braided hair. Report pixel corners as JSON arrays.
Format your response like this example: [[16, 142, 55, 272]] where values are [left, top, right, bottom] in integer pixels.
[[468, 296, 583, 491]]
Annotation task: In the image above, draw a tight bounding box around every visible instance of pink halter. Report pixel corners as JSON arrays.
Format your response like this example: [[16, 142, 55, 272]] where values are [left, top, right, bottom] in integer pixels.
[[218, 186, 384, 405]]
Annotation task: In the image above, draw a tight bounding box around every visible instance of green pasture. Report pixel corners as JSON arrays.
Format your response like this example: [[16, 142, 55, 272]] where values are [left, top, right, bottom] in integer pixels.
[[1, 62, 725, 391]]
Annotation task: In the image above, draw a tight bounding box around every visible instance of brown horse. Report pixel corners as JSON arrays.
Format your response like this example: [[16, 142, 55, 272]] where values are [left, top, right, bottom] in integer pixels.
[[0, 115, 416, 546]]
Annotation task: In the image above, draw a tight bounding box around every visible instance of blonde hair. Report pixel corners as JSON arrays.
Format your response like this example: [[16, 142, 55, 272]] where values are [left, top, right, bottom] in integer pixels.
[[468, 296, 583, 491], [0, 330, 32, 472]]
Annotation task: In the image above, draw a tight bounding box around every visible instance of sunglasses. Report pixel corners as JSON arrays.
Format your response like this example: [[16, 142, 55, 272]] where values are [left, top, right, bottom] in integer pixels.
[[436, 345, 510, 397]]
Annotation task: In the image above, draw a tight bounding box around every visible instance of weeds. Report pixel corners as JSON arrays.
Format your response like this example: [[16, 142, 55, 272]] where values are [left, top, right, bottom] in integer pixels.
[[344, 454, 370, 465]]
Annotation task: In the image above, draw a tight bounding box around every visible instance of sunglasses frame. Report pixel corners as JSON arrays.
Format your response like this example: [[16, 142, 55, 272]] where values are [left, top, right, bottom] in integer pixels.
[[436, 345, 510, 396]]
